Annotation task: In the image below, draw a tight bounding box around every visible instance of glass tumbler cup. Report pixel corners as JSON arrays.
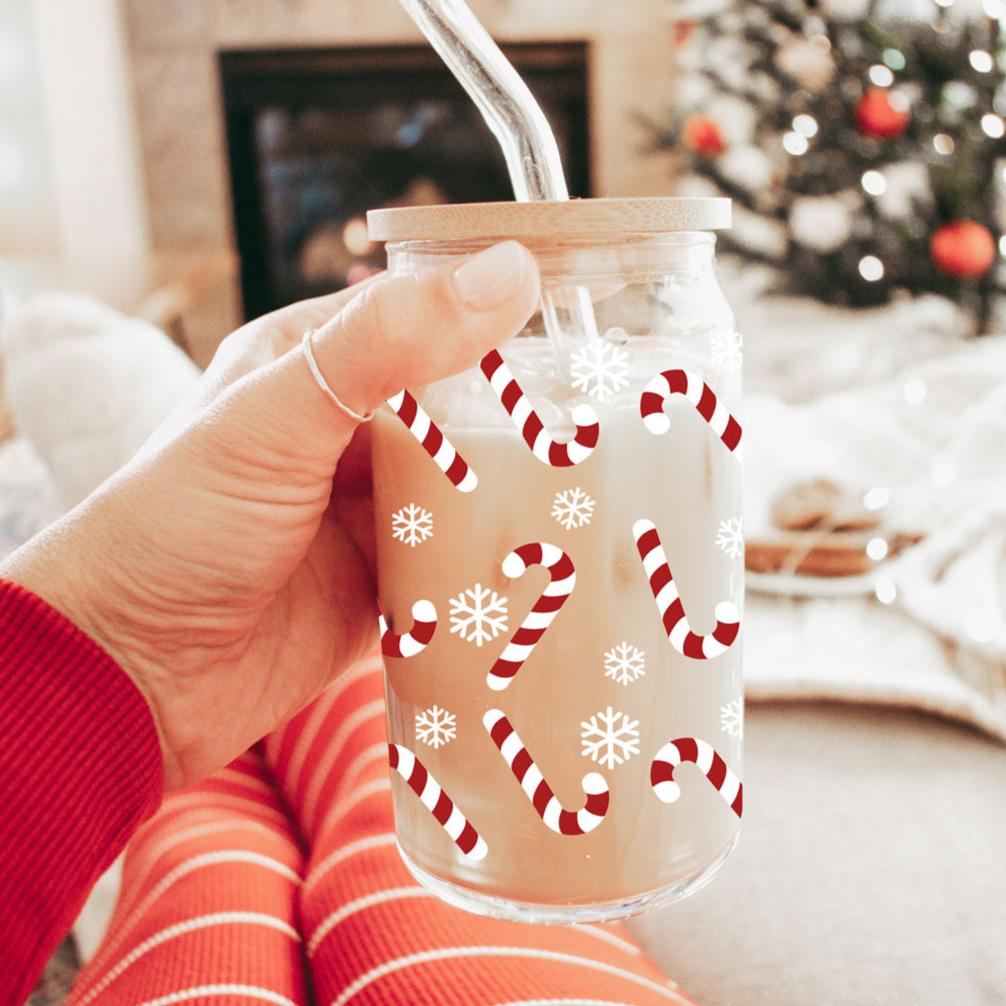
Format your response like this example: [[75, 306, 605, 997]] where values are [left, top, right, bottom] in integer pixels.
[[367, 198, 743, 924]]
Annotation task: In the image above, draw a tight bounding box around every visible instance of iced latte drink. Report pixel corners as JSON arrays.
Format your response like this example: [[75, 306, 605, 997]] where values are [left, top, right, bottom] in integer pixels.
[[368, 199, 743, 923]]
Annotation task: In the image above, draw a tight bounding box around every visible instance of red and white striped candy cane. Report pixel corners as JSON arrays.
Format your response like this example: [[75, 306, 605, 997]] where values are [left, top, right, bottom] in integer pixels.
[[388, 744, 488, 860], [480, 350, 600, 467], [632, 518, 740, 660], [379, 599, 437, 659], [487, 542, 576, 692], [651, 736, 743, 818], [482, 709, 609, 836], [640, 368, 742, 455], [386, 389, 478, 493]]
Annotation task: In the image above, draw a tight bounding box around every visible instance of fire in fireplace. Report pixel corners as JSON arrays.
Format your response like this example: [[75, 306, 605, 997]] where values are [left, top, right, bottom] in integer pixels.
[[220, 44, 591, 318]]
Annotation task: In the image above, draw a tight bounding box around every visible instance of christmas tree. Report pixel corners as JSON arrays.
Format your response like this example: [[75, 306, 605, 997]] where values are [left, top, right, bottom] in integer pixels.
[[654, 0, 1006, 332]]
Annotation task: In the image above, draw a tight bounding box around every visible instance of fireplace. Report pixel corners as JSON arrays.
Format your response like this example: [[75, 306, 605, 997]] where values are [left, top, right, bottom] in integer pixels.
[[220, 44, 591, 319]]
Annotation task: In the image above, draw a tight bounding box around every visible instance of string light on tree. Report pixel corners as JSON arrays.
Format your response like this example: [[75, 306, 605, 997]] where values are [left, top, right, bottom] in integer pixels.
[[793, 113, 818, 137], [858, 255, 884, 282], [862, 170, 886, 195], [981, 113, 1005, 139], [783, 131, 809, 155], [932, 133, 955, 155], [869, 64, 895, 87], [969, 50, 994, 73], [943, 81, 977, 109], [882, 48, 906, 71]]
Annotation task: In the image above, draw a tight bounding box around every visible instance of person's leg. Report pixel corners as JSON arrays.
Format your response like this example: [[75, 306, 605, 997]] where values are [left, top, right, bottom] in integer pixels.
[[67, 748, 307, 1005], [264, 653, 693, 1006]]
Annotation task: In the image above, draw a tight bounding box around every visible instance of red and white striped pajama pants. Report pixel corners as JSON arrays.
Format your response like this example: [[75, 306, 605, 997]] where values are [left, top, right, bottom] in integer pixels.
[[68, 652, 693, 1006]]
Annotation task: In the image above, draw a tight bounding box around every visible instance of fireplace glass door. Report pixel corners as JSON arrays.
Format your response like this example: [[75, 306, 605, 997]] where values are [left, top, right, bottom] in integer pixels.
[[221, 45, 590, 317]]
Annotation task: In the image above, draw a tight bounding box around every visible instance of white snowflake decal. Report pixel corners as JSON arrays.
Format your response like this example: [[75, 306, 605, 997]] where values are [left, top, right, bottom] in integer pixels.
[[570, 338, 631, 402], [415, 704, 457, 749], [448, 583, 509, 647], [603, 642, 646, 686], [711, 331, 744, 370], [715, 515, 744, 559], [551, 486, 596, 530], [580, 706, 640, 770], [391, 503, 434, 548], [720, 698, 744, 740]]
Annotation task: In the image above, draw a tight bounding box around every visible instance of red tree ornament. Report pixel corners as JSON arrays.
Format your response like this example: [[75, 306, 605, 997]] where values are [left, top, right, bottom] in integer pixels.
[[682, 115, 726, 157], [855, 88, 910, 139], [930, 220, 997, 279]]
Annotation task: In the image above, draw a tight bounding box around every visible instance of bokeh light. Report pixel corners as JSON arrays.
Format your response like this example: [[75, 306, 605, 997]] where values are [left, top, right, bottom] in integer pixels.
[[863, 486, 891, 511], [933, 133, 956, 155], [793, 114, 818, 137], [858, 255, 884, 282], [882, 48, 906, 71], [862, 170, 886, 195], [866, 537, 890, 561], [970, 50, 994, 73], [782, 132, 809, 155], [869, 64, 895, 87]]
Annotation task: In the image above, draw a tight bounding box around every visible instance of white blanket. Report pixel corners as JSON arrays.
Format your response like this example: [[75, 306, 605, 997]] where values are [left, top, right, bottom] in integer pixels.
[[742, 333, 1006, 741]]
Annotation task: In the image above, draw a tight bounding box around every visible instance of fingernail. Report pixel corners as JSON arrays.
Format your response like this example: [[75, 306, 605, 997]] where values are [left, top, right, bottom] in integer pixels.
[[452, 241, 529, 311]]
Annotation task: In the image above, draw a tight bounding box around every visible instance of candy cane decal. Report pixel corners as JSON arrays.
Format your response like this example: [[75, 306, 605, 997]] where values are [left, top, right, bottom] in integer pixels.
[[632, 519, 740, 660], [487, 542, 575, 691], [640, 368, 742, 456], [481, 350, 599, 467], [483, 709, 609, 836], [388, 744, 488, 859], [379, 599, 437, 658], [651, 737, 743, 818], [386, 389, 478, 492]]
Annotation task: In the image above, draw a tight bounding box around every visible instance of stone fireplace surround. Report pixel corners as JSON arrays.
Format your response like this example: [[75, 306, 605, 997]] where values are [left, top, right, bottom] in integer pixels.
[[123, 0, 676, 263]]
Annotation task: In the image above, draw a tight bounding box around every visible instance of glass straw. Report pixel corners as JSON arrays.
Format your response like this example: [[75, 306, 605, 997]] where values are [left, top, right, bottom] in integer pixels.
[[398, 0, 601, 365]]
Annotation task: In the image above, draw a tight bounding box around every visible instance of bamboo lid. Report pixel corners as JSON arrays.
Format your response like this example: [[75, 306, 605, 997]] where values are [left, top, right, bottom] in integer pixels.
[[367, 197, 731, 242]]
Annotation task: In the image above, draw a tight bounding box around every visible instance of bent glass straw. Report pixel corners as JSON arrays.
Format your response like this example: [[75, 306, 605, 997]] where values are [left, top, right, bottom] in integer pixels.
[[398, 0, 601, 358], [398, 0, 566, 201]]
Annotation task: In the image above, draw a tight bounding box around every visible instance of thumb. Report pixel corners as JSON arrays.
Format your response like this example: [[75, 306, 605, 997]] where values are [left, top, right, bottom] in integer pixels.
[[213, 240, 540, 471]]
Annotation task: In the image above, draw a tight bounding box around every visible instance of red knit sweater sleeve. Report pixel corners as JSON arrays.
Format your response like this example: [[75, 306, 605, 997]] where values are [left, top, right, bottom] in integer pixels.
[[0, 580, 163, 1005]]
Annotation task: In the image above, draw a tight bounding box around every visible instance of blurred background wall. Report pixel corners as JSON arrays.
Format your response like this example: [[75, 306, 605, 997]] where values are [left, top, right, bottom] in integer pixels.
[[0, 0, 148, 263], [0, 1, 59, 255]]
